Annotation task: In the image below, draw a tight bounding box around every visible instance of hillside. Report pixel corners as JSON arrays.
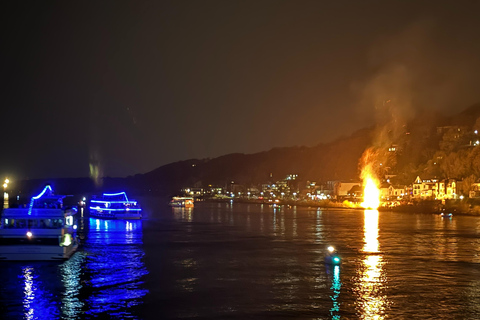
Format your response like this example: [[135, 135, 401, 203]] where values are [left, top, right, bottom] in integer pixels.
[[139, 127, 373, 194], [138, 103, 480, 195]]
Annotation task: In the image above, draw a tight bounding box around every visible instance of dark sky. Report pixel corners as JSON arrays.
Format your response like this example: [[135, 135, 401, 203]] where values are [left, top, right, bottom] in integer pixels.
[[2, 1, 480, 180]]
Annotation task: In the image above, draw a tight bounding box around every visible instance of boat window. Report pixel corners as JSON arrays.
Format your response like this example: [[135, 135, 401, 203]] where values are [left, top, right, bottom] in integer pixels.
[[1, 218, 64, 229], [52, 219, 63, 228], [42, 219, 52, 228], [38, 219, 47, 228], [16, 219, 27, 228], [27, 219, 38, 228], [3, 219, 15, 228]]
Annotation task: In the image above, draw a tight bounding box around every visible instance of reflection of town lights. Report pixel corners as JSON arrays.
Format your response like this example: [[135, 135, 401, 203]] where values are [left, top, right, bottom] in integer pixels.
[[363, 209, 379, 253], [357, 209, 385, 319]]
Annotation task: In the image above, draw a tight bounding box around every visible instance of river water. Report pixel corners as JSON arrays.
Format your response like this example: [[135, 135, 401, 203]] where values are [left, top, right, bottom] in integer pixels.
[[1, 200, 480, 319]]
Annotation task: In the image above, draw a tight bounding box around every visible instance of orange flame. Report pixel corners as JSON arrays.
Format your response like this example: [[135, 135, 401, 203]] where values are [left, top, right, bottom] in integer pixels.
[[360, 148, 381, 209], [361, 176, 380, 209]]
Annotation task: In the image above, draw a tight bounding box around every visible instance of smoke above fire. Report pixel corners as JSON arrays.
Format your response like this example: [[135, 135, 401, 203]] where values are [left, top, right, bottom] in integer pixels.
[[356, 22, 437, 204]]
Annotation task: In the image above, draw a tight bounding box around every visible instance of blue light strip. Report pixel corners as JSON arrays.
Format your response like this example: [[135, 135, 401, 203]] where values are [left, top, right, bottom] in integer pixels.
[[103, 192, 129, 202], [89, 207, 142, 212], [28, 185, 53, 215], [90, 200, 138, 204], [32, 185, 53, 200]]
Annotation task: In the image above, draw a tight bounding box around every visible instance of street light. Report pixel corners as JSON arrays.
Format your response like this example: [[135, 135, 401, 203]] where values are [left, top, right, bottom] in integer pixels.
[[3, 178, 9, 209]]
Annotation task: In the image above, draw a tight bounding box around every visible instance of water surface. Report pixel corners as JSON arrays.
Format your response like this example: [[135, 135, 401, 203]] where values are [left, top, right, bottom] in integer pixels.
[[1, 201, 480, 319]]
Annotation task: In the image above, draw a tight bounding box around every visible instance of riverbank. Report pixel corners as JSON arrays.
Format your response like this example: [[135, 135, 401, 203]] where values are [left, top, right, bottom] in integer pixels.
[[200, 197, 480, 216]]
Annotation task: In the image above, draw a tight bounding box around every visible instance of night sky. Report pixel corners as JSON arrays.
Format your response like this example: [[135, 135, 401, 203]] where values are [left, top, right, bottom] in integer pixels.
[[2, 1, 480, 180]]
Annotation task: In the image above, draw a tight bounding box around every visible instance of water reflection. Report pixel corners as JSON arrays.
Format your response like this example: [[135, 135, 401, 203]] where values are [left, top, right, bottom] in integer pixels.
[[315, 209, 323, 243], [172, 207, 193, 222], [363, 209, 379, 253], [329, 265, 341, 319], [59, 252, 86, 319], [356, 209, 387, 319], [84, 218, 148, 318], [21, 266, 60, 319], [23, 266, 35, 319], [434, 214, 458, 261]]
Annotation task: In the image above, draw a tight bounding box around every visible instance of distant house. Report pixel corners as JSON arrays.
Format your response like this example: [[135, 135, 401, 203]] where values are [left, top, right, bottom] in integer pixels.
[[413, 176, 437, 199], [379, 183, 406, 200], [379, 182, 390, 200], [412, 176, 457, 200], [469, 182, 480, 198], [389, 185, 406, 199], [347, 185, 363, 198], [434, 179, 457, 200], [181, 187, 204, 197], [334, 181, 361, 198]]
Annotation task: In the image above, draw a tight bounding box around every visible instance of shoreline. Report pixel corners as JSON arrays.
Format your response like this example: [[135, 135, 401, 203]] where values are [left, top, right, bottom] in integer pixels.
[[198, 197, 480, 216]]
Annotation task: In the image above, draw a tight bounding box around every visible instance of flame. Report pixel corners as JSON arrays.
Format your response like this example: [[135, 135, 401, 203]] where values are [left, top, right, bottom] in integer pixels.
[[360, 148, 381, 209], [362, 176, 380, 209]]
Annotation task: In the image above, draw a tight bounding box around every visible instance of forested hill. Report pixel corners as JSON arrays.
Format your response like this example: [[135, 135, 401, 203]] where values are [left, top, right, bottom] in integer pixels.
[[139, 103, 480, 195], [140, 127, 373, 194]]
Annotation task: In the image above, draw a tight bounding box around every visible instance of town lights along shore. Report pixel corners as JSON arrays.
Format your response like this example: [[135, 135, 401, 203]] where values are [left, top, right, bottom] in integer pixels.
[[361, 176, 380, 209]]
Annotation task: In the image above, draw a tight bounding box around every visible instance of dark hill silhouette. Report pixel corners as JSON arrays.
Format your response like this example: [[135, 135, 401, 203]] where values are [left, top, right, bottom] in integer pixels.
[[449, 102, 480, 127], [139, 103, 480, 195], [140, 127, 374, 194]]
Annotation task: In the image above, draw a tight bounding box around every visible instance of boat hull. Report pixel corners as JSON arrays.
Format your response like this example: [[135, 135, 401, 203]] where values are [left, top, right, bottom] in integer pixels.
[[89, 210, 142, 220]]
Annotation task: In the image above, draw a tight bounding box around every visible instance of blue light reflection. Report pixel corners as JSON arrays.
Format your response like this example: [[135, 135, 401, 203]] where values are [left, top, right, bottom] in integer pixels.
[[84, 218, 148, 318], [59, 252, 87, 319], [21, 266, 60, 319], [330, 265, 341, 319]]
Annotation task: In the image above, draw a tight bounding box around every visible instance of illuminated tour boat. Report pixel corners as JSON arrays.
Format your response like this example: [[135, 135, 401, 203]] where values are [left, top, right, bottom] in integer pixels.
[[169, 196, 194, 208], [0, 185, 79, 260], [89, 191, 142, 220]]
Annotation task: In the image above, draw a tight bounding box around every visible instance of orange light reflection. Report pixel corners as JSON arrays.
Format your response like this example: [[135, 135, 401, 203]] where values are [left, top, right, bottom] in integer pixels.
[[356, 209, 387, 319]]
